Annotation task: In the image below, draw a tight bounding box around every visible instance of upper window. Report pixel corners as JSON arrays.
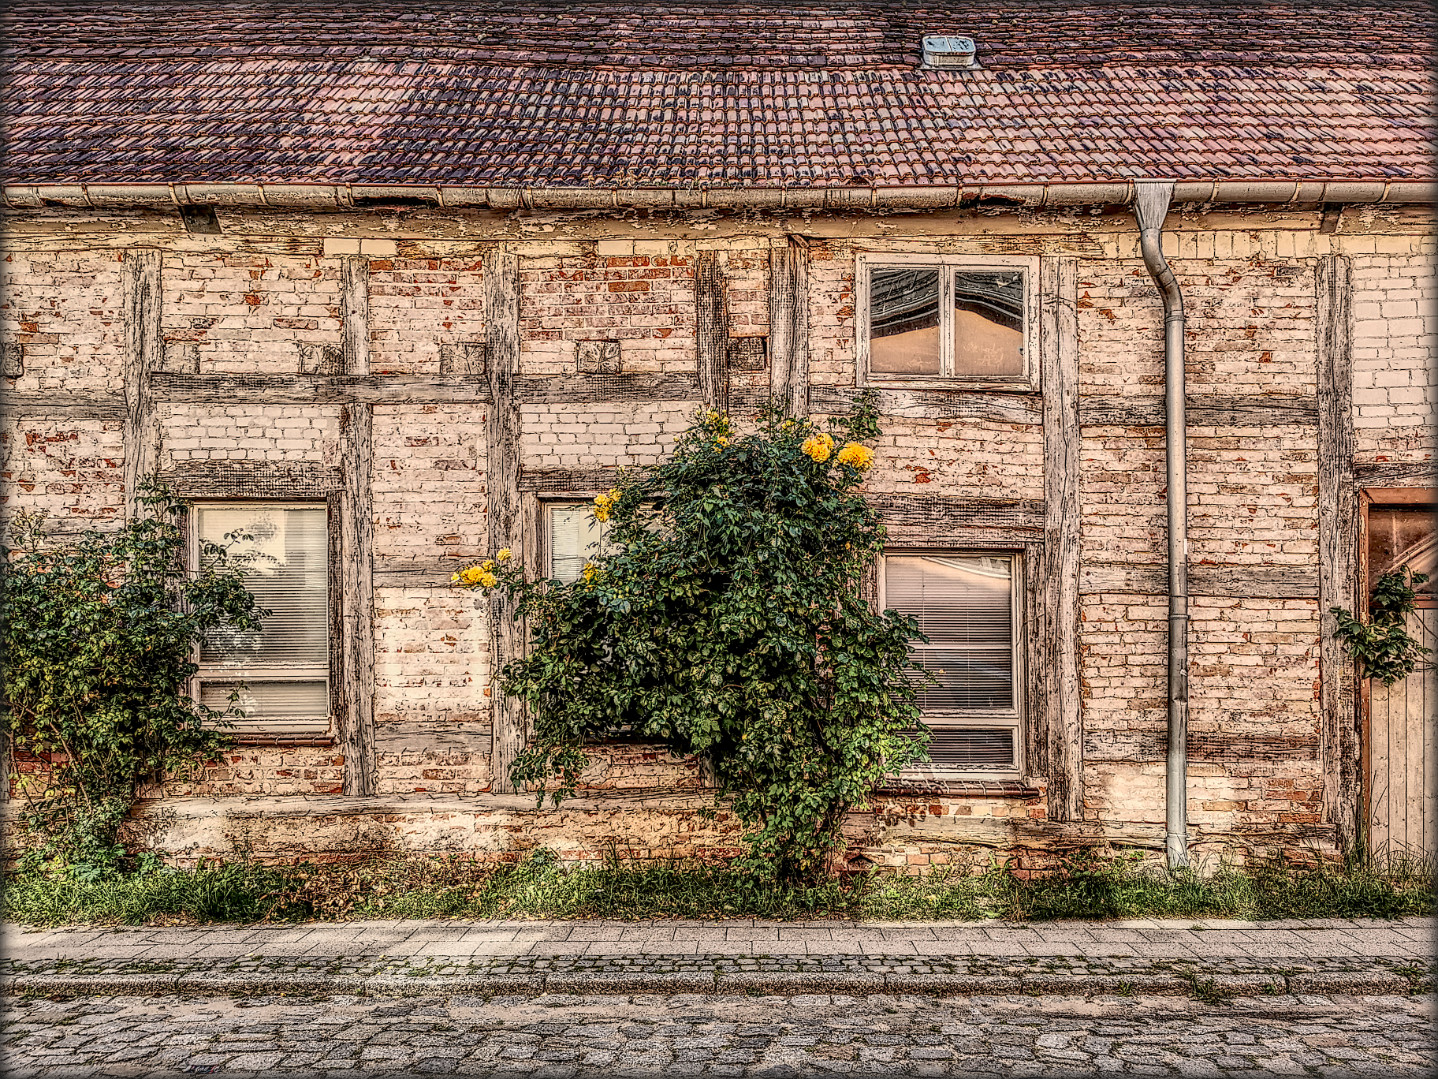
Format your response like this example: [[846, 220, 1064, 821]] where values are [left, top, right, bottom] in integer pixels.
[[1366, 501, 1436, 603], [858, 254, 1036, 389], [883, 551, 1023, 775], [546, 501, 613, 583], [193, 503, 331, 735]]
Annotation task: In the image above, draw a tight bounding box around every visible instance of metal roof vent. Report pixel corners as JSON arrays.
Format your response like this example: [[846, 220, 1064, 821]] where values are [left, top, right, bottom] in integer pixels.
[[922, 35, 977, 69]]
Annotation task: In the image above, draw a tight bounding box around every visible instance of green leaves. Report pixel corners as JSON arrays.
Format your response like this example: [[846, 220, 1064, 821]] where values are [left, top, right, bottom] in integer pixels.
[[1, 481, 264, 874], [1330, 566, 1432, 687], [488, 396, 929, 883]]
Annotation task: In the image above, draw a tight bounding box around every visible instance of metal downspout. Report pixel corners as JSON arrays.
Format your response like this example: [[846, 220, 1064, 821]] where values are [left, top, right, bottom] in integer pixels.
[[1134, 180, 1190, 871]]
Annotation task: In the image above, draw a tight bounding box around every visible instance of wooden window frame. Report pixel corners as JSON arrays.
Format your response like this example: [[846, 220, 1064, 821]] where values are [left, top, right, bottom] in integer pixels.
[[879, 547, 1027, 779], [856, 252, 1040, 393], [1357, 486, 1436, 838], [187, 495, 342, 746]]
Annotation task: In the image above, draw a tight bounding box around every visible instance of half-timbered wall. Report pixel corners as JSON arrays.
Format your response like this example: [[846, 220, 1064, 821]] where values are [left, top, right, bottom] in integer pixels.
[[3, 202, 1434, 867]]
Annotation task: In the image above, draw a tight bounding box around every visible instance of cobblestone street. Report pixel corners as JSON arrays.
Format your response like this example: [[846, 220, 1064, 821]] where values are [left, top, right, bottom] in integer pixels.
[[5, 989, 1434, 1077]]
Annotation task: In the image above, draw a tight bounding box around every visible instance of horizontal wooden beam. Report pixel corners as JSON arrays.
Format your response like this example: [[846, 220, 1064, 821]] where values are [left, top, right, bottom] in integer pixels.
[[1085, 728, 1319, 763], [868, 494, 1046, 544], [518, 466, 627, 493], [0, 393, 127, 419], [158, 460, 344, 498], [810, 385, 1043, 425], [374, 556, 475, 588], [1080, 393, 1318, 428], [1081, 561, 1320, 598], [513, 372, 700, 405], [150, 372, 492, 406], [1352, 459, 1437, 489]]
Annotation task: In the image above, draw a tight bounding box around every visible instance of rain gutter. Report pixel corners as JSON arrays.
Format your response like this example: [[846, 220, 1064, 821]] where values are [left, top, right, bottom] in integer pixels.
[[2, 179, 1435, 211]]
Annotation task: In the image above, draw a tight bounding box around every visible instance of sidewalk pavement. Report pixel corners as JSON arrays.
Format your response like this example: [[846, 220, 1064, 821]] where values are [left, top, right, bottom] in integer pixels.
[[3, 917, 1433, 999]]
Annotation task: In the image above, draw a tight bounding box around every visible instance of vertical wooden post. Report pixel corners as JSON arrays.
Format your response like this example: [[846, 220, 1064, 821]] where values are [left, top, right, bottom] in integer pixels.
[[485, 246, 526, 794], [695, 250, 730, 414], [122, 250, 163, 518], [1317, 254, 1359, 850], [768, 236, 810, 415], [1041, 256, 1083, 822], [339, 255, 376, 797]]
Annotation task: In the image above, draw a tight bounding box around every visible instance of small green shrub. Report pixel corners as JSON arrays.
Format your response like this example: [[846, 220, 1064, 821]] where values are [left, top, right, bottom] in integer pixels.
[[1330, 566, 1432, 686]]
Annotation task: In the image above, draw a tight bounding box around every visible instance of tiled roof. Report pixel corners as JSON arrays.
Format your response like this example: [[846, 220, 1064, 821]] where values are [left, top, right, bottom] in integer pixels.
[[3, 1, 1433, 188]]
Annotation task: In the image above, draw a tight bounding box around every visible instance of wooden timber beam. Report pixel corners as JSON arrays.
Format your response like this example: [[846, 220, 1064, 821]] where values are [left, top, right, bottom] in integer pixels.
[[768, 237, 810, 415], [338, 255, 377, 798], [121, 249, 162, 519], [1316, 253, 1359, 851], [1079, 394, 1319, 428], [694, 250, 730, 413], [1040, 256, 1083, 822], [485, 246, 527, 795]]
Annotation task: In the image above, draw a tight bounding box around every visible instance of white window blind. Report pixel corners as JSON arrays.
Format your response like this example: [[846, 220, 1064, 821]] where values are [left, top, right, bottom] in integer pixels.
[[547, 503, 612, 583], [195, 504, 330, 735], [884, 553, 1021, 773]]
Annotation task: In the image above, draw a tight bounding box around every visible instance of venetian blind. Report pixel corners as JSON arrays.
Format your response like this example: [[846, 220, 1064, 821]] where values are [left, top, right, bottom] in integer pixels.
[[548, 503, 611, 583], [885, 554, 1014, 711]]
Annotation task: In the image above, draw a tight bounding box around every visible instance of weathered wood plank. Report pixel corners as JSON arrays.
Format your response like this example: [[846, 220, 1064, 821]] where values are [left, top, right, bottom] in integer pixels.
[[149, 372, 495, 406], [1080, 394, 1319, 428], [518, 466, 628, 493], [864, 813, 1167, 851], [1041, 256, 1083, 823], [809, 385, 1042, 425], [695, 250, 730, 413], [0, 393, 127, 419], [768, 237, 809, 415], [1084, 728, 1320, 763], [122, 249, 162, 518], [338, 256, 377, 798], [1352, 460, 1437, 489], [485, 247, 527, 795], [1317, 253, 1359, 851], [1080, 562, 1321, 599], [513, 372, 699, 405], [159, 460, 343, 498], [866, 494, 1046, 545]]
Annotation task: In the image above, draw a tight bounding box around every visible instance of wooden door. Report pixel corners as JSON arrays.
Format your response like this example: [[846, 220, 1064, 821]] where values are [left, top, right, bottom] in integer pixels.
[[1367, 606, 1437, 861], [1362, 494, 1436, 864]]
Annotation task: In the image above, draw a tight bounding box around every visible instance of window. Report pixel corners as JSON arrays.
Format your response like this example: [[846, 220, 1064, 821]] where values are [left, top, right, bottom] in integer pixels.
[[193, 503, 331, 735], [858, 254, 1036, 388], [1365, 501, 1436, 602], [546, 501, 612, 582], [883, 552, 1023, 774]]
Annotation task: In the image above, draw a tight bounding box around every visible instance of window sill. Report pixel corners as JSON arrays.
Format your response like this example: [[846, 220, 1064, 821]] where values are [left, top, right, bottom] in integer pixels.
[[876, 776, 1040, 798], [861, 377, 1039, 395], [231, 732, 337, 748]]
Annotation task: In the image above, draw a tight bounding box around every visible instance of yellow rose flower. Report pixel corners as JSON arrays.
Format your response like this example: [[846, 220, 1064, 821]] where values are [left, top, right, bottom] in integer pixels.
[[459, 565, 484, 586], [801, 432, 834, 463], [496, 548, 512, 562], [835, 442, 874, 469], [477, 570, 498, 589], [480, 559, 495, 572], [716, 435, 730, 447]]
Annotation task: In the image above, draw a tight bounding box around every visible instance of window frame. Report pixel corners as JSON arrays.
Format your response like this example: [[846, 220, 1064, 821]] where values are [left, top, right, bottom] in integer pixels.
[[189, 498, 339, 743], [879, 547, 1026, 778], [856, 252, 1040, 392]]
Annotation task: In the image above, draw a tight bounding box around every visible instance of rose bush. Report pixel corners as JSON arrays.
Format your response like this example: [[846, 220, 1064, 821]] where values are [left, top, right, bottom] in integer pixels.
[[455, 398, 929, 882]]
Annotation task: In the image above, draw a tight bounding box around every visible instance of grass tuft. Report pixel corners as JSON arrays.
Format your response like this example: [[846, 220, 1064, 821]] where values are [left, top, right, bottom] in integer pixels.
[[2, 846, 1432, 928]]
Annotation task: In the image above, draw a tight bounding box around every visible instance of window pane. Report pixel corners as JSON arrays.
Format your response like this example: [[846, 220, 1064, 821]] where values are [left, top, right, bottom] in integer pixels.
[[549, 503, 611, 583], [886, 554, 1014, 711], [1368, 505, 1436, 598], [923, 726, 1017, 771], [197, 505, 329, 668], [869, 268, 941, 375], [200, 680, 329, 730], [953, 270, 1024, 376]]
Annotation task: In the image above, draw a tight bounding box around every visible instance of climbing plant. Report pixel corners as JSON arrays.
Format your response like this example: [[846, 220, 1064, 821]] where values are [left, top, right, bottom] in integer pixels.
[[455, 399, 930, 883], [1330, 566, 1432, 686], [0, 482, 264, 875]]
